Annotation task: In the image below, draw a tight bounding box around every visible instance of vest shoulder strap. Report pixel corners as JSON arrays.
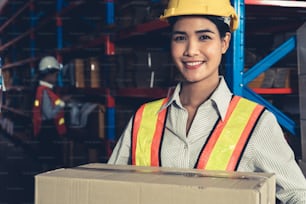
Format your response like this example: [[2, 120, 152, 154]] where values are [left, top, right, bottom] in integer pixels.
[[196, 96, 265, 171], [132, 98, 168, 166]]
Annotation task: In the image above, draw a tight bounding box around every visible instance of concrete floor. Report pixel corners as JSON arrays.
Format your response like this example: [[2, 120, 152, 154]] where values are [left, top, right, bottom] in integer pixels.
[[0, 129, 107, 204], [0, 131, 44, 204]]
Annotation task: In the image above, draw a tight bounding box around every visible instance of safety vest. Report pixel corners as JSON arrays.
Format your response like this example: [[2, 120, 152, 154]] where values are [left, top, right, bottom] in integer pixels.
[[32, 85, 67, 137], [132, 96, 265, 171]]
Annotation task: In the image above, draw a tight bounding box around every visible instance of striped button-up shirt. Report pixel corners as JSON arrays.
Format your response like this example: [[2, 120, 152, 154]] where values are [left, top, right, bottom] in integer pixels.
[[108, 77, 306, 203]]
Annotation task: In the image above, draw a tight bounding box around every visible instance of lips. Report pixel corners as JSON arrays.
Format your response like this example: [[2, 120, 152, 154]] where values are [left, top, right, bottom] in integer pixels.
[[184, 61, 204, 69]]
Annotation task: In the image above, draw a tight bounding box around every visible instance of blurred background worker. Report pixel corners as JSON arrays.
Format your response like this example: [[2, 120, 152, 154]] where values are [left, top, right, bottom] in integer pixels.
[[32, 56, 69, 170]]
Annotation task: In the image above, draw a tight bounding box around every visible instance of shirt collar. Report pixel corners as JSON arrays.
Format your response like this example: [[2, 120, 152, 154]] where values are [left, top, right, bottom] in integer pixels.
[[209, 76, 233, 120], [39, 80, 54, 89], [162, 76, 233, 121]]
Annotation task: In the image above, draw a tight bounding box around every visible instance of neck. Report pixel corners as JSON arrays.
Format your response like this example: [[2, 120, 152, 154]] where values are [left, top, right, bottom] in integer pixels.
[[180, 77, 219, 109]]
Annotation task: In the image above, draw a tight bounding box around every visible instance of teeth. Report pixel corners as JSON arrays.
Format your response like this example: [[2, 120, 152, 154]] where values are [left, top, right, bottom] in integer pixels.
[[186, 61, 202, 66]]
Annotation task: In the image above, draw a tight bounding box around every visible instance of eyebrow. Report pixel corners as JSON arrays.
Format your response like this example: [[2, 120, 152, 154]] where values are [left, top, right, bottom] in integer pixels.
[[172, 29, 215, 35]]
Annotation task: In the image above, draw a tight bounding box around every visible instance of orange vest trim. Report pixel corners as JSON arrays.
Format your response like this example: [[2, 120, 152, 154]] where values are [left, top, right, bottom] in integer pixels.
[[132, 98, 168, 166], [131, 96, 265, 170]]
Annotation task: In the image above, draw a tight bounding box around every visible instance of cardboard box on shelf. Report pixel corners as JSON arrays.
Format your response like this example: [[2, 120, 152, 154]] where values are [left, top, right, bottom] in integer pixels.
[[74, 58, 85, 88], [1, 69, 12, 89], [247, 67, 293, 89], [273, 67, 292, 88], [35, 163, 276, 204], [89, 57, 101, 88], [261, 69, 276, 88], [247, 72, 265, 88]]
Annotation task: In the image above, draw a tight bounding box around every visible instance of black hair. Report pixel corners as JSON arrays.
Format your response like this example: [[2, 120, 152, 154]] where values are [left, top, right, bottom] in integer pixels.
[[168, 15, 230, 38]]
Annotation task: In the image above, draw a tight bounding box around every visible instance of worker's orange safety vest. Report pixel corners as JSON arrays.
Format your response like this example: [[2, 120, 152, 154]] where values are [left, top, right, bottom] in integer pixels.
[[132, 96, 265, 171], [32, 85, 67, 137]]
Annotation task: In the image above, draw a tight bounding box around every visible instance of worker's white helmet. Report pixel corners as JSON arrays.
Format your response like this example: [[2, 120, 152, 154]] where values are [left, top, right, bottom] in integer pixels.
[[39, 56, 60, 72]]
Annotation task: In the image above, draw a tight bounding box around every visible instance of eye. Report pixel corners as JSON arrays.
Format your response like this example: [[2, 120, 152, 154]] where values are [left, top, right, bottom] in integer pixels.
[[199, 35, 211, 41], [172, 35, 186, 42]]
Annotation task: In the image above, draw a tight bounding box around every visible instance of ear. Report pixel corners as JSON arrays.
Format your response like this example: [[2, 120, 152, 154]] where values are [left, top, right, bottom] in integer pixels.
[[221, 32, 231, 54]]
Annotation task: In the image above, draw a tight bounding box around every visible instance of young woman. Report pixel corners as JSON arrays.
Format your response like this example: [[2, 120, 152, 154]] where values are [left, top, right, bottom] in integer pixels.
[[108, 0, 306, 202]]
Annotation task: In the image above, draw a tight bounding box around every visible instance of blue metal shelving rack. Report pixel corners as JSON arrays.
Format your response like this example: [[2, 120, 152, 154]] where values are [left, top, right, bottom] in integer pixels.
[[227, 0, 302, 136]]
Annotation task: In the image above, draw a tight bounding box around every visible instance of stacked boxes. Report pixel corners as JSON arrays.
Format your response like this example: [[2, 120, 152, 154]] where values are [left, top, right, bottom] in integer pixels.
[[74, 57, 103, 88], [247, 68, 293, 89], [1, 69, 11, 89], [74, 58, 85, 88], [89, 57, 101, 88]]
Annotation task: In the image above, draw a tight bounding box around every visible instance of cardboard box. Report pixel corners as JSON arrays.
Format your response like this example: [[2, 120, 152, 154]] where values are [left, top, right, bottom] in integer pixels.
[[89, 57, 101, 88], [35, 163, 275, 204], [74, 58, 85, 88], [247, 72, 265, 88], [273, 67, 292, 88]]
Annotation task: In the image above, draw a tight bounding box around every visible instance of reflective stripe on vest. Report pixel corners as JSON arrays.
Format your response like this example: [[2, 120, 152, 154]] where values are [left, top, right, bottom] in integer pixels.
[[132, 96, 264, 170], [132, 98, 168, 166], [196, 96, 264, 170]]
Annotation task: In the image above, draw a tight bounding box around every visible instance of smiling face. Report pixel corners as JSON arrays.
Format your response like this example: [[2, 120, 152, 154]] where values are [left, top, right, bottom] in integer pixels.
[[171, 16, 231, 84]]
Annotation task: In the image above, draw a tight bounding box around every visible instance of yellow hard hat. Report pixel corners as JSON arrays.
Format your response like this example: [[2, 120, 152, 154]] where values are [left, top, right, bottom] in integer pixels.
[[160, 0, 239, 31]]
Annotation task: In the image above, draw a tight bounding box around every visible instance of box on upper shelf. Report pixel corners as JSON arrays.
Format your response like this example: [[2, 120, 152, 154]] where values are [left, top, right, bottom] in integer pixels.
[[247, 67, 294, 89]]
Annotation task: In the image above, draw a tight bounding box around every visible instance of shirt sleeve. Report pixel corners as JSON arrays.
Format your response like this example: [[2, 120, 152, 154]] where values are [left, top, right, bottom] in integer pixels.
[[41, 90, 65, 120], [243, 110, 306, 203], [107, 116, 133, 165]]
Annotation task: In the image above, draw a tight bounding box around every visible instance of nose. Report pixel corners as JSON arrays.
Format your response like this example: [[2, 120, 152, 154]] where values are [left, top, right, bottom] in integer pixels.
[[184, 39, 199, 57]]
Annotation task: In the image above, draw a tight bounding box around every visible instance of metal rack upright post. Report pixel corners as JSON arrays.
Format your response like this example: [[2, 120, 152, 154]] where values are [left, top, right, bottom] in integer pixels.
[[228, 0, 306, 136]]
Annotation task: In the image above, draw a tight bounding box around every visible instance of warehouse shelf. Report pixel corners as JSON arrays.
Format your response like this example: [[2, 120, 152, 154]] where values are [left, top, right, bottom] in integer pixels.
[[117, 19, 169, 40], [1, 57, 38, 70], [227, 0, 306, 136], [0, 0, 88, 66], [56, 87, 107, 98], [0, 0, 113, 169], [50, 86, 296, 100], [57, 1, 85, 14], [0, 105, 30, 118], [4, 86, 31, 92], [252, 88, 294, 95], [115, 87, 171, 99], [58, 35, 107, 55], [0, 1, 31, 33], [0, 8, 53, 52]]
